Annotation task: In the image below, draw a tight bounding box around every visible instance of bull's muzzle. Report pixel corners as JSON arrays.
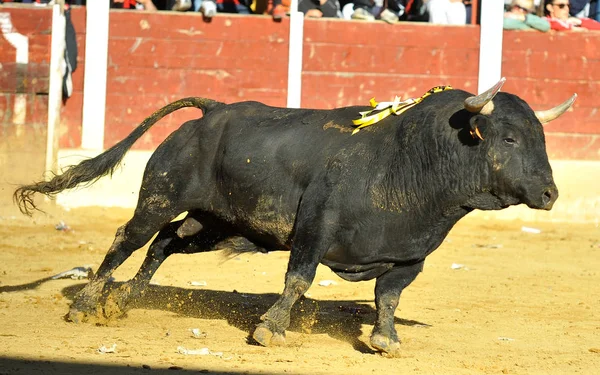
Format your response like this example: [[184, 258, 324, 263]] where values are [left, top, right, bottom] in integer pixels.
[[541, 185, 559, 210]]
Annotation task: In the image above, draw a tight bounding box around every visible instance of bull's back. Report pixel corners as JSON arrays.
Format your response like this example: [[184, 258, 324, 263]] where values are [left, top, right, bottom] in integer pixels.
[[201, 102, 375, 246]]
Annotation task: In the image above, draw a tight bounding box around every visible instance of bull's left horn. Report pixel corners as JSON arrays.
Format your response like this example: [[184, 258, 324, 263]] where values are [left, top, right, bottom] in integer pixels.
[[464, 77, 507, 114], [534, 93, 577, 124]]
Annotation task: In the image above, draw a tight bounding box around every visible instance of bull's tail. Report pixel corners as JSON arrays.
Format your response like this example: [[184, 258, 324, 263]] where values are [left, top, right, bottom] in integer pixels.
[[14, 97, 220, 215]]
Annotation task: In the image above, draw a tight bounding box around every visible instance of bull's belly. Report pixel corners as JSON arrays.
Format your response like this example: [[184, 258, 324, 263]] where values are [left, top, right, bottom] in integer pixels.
[[224, 189, 301, 250], [239, 215, 294, 250], [319, 237, 431, 282], [320, 258, 395, 282]]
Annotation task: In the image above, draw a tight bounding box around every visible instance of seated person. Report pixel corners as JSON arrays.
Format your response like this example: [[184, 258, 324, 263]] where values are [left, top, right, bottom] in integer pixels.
[[504, 0, 550, 31], [302, 0, 341, 17], [378, 0, 405, 24], [267, 0, 340, 18], [545, 0, 600, 30], [349, 0, 377, 21], [172, 0, 192, 10], [195, 0, 251, 16], [267, 0, 289, 19], [111, 0, 158, 10], [427, 0, 466, 25], [341, 0, 400, 22]]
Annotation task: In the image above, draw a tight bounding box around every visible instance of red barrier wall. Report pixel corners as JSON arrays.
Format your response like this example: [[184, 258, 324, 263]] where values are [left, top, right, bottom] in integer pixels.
[[1, 5, 599, 161], [0, 7, 52, 195]]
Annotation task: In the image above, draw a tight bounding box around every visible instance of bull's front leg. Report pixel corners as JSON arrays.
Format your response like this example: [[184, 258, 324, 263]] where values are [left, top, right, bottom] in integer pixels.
[[371, 261, 424, 357], [253, 272, 312, 347], [252, 176, 338, 347]]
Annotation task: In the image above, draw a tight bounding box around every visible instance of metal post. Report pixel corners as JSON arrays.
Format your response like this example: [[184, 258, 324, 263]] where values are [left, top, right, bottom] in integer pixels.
[[46, 2, 65, 175], [477, 0, 504, 93], [81, 0, 110, 150], [286, 0, 304, 108]]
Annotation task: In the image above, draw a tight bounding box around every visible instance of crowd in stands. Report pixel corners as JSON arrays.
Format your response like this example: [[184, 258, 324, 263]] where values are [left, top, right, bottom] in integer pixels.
[[3, 0, 600, 30], [105, 0, 470, 25], [504, 0, 600, 31]]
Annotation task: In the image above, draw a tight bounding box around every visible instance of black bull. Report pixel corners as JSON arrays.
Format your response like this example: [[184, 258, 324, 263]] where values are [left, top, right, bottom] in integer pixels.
[[14, 79, 575, 356]]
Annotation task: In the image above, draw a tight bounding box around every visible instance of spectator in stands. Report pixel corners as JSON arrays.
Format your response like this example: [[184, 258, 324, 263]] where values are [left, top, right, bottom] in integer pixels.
[[569, 0, 600, 20], [111, 0, 158, 10], [268, 0, 289, 19], [350, 0, 377, 20], [426, 0, 466, 25], [463, 0, 472, 23], [591, 0, 600, 20], [193, 0, 250, 15], [399, 0, 429, 21], [378, 0, 404, 23], [569, 0, 591, 18], [545, 0, 600, 30], [267, 0, 341, 19], [192, 0, 218, 16], [339, 0, 395, 22], [297, 0, 342, 18], [172, 0, 192, 10], [504, 0, 550, 31]]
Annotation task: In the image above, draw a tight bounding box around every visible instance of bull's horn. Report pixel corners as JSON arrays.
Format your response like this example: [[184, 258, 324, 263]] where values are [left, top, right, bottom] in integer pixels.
[[464, 77, 507, 114], [534, 93, 577, 124]]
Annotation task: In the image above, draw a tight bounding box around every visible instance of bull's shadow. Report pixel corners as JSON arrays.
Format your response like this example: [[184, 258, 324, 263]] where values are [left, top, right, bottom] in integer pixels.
[[61, 283, 430, 354]]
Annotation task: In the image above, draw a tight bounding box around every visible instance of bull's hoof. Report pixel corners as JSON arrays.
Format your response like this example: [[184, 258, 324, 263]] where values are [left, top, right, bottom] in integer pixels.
[[103, 294, 126, 320], [67, 304, 104, 324], [370, 333, 401, 357], [103, 285, 132, 320], [67, 309, 87, 324], [253, 324, 286, 347]]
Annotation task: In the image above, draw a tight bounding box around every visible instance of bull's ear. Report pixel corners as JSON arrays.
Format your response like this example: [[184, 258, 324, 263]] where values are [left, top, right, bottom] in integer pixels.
[[469, 115, 489, 141]]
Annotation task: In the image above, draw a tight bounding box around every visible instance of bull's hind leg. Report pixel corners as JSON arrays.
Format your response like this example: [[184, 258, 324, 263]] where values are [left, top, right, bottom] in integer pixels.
[[370, 262, 423, 357], [103, 217, 232, 319], [68, 201, 185, 323], [102, 220, 187, 319]]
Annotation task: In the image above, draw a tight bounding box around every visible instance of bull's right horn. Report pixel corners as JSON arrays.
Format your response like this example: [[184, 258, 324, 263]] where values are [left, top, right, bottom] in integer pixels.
[[534, 93, 577, 124], [464, 77, 507, 114]]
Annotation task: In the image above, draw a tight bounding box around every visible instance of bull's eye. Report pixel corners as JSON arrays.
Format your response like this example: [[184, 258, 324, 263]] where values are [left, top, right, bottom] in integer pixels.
[[503, 137, 517, 145]]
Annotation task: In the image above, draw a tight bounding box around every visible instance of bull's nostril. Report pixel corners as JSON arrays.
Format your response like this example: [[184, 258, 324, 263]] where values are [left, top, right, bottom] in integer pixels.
[[542, 190, 553, 206]]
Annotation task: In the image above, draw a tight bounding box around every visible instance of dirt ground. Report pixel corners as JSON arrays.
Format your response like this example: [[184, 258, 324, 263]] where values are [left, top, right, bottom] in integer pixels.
[[0, 198, 599, 375]]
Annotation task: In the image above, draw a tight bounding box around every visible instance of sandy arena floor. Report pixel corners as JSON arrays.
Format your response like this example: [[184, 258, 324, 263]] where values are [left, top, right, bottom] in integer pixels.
[[0, 199, 599, 375]]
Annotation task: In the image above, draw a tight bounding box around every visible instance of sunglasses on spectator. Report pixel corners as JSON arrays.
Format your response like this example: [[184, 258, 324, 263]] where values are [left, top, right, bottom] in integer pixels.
[[515, 5, 531, 12], [552, 3, 570, 8]]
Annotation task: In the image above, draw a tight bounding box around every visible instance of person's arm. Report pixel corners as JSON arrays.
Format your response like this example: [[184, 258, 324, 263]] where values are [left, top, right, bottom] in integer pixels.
[[138, 0, 157, 11], [580, 18, 600, 30], [547, 17, 573, 31], [524, 14, 550, 32], [503, 16, 529, 30]]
